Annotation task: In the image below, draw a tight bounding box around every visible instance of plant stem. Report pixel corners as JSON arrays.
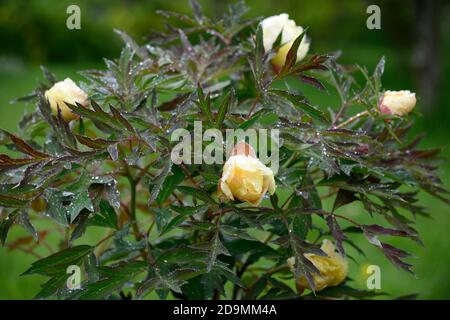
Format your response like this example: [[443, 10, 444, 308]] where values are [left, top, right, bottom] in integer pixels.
[[14, 247, 42, 259], [147, 219, 155, 238], [333, 213, 361, 227], [264, 263, 289, 276], [331, 101, 349, 128], [246, 96, 260, 119], [263, 232, 275, 244], [281, 191, 296, 209], [232, 260, 252, 300], [95, 231, 114, 256], [123, 162, 141, 241], [335, 110, 370, 129], [40, 238, 55, 254], [129, 177, 141, 240], [246, 264, 290, 296], [95, 231, 114, 247], [180, 163, 199, 188], [320, 188, 338, 200]]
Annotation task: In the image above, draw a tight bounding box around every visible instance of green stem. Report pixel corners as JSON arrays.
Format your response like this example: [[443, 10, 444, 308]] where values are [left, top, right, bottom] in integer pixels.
[[124, 162, 141, 241], [130, 178, 136, 220], [335, 110, 370, 129], [130, 178, 141, 240], [281, 191, 296, 209], [246, 95, 260, 120]]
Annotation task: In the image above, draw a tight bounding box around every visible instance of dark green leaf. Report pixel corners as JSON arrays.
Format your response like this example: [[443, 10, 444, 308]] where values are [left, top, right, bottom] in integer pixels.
[[326, 215, 346, 256], [215, 88, 234, 128], [176, 186, 216, 203], [148, 159, 173, 206], [89, 200, 118, 229], [333, 189, 358, 212], [34, 273, 67, 299], [156, 165, 185, 205], [206, 232, 230, 272], [1, 130, 49, 159], [0, 212, 18, 246], [278, 30, 306, 75], [23, 245, 93, 276], [70, 211, 90, 242], [161, 205, 209, 235], [40, 65, 57, 84], [270, 89, 328, 122], [0, 195, 29, 208], [156, 208, 172, 233], [19, 211, 39, 241]]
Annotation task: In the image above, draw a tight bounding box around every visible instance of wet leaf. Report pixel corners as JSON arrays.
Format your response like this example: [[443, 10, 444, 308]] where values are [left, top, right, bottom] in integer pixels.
[[333, 189, 358, 212], [326, 215, 346, 256], [270, 89, 328, 122], [23, 245, 93, 276], [89, 200, 118, 230], [206, 231, 231, 272]]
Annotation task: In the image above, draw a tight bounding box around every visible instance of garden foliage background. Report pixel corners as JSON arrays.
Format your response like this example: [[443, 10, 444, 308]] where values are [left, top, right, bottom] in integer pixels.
[[0, 0, 449, 299]]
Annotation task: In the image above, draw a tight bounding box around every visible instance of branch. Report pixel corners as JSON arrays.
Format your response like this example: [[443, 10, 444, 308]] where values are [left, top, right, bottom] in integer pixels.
[[335, 110, 370, 129]]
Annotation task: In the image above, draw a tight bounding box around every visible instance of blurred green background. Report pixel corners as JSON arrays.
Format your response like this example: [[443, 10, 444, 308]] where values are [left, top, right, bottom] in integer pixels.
[[0, 0, 449, 299]]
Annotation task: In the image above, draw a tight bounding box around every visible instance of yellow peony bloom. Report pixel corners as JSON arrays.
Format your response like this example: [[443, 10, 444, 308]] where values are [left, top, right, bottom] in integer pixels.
[[288, 239, 348, 292], [379, 90, 416, 116], [261, 13, 310, 72], [219, 142, 276, 206], [45, 78, 89, 122]]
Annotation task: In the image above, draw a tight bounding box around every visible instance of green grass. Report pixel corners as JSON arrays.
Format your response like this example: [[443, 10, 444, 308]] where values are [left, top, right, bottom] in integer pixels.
[[0, 61, 449, 300]]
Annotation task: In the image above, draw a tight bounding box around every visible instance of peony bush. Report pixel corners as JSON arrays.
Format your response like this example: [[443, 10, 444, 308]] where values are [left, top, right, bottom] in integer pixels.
[[0, 1, 448, 300]]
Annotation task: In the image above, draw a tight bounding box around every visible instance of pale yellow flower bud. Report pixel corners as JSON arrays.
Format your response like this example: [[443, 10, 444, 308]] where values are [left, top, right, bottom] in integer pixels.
[[288, 239, 348, 292], [218, 142, 276, 206], [261, 13, 310, 72], [44, 78, 88, 122], [379, 90, 416, 116]]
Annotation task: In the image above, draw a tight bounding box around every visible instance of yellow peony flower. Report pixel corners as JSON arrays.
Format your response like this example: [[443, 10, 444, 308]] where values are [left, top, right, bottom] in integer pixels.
[[44, 78, 89, 122], [379, 90, 416, 116], [218, 142, 276, 206], [288, 239, 348, 292], [261, 13, 310, 72]]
